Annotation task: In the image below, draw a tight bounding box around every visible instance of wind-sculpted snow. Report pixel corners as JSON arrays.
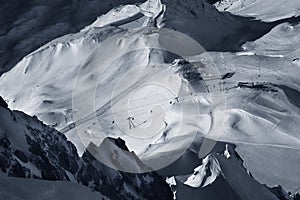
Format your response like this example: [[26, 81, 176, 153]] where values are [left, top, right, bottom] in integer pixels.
[[0, 0, 228, 172], [200, 21, 300, 192], [219, 22, 300, 192], [1, 0, 296, 78], [184, 43, 300, 151], [213, 0, 300, 22], [84, 0, 166, 29], [243, 22, 300, 62], [1, 0, 300, 197], [0, 0, 146, 76], [183, 155, 221, 188]]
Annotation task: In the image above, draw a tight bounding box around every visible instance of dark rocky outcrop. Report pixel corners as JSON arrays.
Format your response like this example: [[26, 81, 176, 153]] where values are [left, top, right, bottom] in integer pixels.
[[0, 96, 8, 108], [0, 106, 173, 200]]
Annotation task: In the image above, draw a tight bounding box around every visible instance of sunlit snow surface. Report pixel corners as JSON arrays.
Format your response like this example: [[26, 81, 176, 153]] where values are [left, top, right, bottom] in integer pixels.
[[0, 0, 300, 191], [0, 0, 225, 172], [214, 0, 300, 22], [174, 145, 281, 200]]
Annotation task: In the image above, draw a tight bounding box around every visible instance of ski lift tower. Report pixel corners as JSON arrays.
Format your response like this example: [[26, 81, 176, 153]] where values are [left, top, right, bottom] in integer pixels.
[[127, 117, 136, 129]]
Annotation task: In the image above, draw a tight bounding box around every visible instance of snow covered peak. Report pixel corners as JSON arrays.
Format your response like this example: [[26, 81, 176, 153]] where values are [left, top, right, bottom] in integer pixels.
[[172, 144, 294, 200], [84, 0, 166, 30], [85, 137, 153, 173], [181, 144, 242, 189], [0, 104, 173, 199], [223, 144, 231, 159], [213, 0, 300, 22], [184, 155, 221, 188], [2, 0, 299, 175], [0, 0, 218, 169]]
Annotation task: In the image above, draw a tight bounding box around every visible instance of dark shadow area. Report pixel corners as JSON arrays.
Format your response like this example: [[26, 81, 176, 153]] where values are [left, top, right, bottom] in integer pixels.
[[277, 84, 300, 109], [0, 0, 145, 76], [1, 0, 300, 77], [163, 0, 300, 52]]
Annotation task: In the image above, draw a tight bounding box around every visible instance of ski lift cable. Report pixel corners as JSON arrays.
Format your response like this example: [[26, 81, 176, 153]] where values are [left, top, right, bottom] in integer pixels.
[[86, 86, 209, 124], [95, 92, 198, 119], [61, 92, 203, 133], [128, 92, 176, 103]]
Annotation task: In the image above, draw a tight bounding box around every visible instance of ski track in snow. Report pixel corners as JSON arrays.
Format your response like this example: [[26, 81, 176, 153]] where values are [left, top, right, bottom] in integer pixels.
[[214, 0, 300, 22], [0, 0, 300, 194]]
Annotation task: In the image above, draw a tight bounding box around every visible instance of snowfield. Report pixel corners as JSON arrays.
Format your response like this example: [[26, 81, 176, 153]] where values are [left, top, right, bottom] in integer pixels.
[[0, 0, 226, 171], [0, 0, 300, 198], [0, 105, 173, 199], [214, 0, 300, 22]]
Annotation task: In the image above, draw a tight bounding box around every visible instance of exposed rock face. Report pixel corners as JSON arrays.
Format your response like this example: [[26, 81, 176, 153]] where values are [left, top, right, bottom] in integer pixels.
[[107, 137, 130, 151], [0, 96, 7, 108], [169, 144, 299, 200], [0, 104, 173, 200]]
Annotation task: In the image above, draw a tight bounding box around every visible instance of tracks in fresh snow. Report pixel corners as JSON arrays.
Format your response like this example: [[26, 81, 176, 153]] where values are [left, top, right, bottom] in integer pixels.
[[60, 91, 201, 134]]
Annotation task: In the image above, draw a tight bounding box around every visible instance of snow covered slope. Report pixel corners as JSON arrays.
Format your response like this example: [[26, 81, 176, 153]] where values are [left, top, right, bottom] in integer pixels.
[[1, 0, 300, 196], [1, 0, 294, 78], [0, 174, 106, 200], [213, 0, 300, 22], [202, 21, 300, 192], [0, 103, 173, 199], [172, 144, 295, 200], [0, 0, 146, 76], [0, 0, 224, 171], [243, 22, 300, 61]]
